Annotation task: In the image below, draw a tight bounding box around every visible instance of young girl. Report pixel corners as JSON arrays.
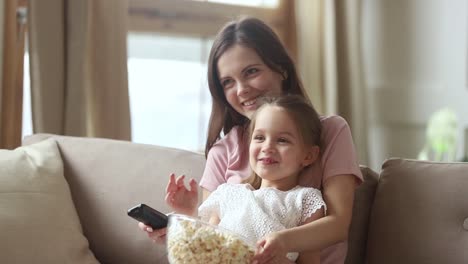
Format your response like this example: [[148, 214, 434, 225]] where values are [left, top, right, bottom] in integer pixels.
[[140, 17, 363, 264], [166, 96, 326, 263]]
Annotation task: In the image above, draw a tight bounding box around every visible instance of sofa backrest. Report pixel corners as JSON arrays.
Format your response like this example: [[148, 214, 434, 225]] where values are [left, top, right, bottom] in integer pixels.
[[23, 134, 381, 264], [366, 158, 468, 264], [23, 134, 206, 264]]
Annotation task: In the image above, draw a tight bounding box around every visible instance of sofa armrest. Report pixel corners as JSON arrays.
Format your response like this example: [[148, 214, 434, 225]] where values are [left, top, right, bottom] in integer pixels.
[[345, 165, 379, 264], [366, 158, 468, 264]]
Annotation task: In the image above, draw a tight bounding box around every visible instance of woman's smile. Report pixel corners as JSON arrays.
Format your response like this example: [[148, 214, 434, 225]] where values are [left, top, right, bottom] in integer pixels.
[[217, 44, 284, 119]]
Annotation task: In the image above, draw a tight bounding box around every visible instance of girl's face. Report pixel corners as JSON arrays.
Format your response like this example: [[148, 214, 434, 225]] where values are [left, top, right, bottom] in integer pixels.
[[249, 106, 318, 190], [217, 44, 284, 119]]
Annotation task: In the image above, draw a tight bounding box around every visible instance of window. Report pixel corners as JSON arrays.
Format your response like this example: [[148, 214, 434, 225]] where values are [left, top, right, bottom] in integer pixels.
[[22, 52, 32, 138], [127, 0, 289, 151], [127, 33, 212, 151]]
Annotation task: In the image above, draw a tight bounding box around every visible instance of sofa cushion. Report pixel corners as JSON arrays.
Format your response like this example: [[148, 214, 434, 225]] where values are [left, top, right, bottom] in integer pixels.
[[0, 139, 98, 264], [366, 158, 468, 264], [23, 134, 207, 264]]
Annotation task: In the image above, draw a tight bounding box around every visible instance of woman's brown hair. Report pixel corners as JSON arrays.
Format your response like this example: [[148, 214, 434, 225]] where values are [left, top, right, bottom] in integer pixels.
[[245, 95, 322, 189], [205, 17, 310, 157]]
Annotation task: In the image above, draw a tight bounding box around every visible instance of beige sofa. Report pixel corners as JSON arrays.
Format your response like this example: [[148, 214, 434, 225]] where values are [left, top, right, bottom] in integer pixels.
[[1, 134, 467, 263]]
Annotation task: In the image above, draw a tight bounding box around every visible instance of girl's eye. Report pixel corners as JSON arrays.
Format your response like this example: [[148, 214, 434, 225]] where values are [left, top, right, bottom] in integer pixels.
[[278, 137, 289, 143], [253, 135, 264, 141]]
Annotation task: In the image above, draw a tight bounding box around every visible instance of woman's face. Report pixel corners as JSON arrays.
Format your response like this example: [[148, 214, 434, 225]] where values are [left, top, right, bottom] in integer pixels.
[[217, 44, 284, 119]]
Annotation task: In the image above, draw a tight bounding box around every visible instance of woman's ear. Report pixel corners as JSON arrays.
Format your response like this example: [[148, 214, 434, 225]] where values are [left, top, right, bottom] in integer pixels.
[[302, 146, 320, 167]]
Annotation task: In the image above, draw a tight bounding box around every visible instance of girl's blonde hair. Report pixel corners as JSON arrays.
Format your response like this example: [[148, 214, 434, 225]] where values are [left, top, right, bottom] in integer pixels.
[[244, 95, 322, 189]]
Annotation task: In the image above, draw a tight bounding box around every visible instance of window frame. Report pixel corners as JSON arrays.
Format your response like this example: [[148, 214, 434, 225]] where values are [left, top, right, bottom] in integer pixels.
[[1, 0, 27, 149], [128, 0, 294, 51]]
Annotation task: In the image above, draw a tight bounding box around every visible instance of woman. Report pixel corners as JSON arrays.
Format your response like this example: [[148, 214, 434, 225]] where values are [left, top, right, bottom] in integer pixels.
[[141, 17, 362, 264]]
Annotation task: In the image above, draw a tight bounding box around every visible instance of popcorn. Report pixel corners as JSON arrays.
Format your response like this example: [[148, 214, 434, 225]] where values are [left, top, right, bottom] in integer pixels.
[[167, 215, 254, 264]]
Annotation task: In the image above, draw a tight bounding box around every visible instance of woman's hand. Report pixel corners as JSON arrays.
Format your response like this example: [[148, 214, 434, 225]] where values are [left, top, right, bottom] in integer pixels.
[[138, 222, 167, 244], [252, 232, 292, 264], [165, 173, 198, 216]]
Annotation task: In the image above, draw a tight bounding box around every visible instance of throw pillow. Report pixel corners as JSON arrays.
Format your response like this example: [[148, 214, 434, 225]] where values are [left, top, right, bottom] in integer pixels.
[[0, 139, 99, 263]]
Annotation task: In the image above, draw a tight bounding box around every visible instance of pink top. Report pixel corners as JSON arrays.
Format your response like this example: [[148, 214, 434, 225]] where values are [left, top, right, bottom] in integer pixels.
[[199, 115, 363, 264]]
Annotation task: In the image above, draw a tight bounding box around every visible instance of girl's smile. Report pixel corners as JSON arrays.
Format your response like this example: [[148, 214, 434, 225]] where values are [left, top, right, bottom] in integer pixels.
[[258, 157, 278, 165]]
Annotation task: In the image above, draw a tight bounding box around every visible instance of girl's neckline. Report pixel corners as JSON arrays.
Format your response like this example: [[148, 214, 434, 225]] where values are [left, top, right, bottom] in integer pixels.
[[249, 184, 301, 193]]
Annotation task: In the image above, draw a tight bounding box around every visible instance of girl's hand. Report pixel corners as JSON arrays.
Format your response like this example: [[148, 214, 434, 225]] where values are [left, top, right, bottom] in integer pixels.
[[138, 222, 167, 244], [252, 232, 291, 264], [165, 173, 198, 216]]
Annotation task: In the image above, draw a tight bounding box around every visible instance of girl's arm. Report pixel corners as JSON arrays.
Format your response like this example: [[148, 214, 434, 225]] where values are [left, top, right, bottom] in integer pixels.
[[208, 213, 220, 225], [253, 175, 355, 263], [165, 173, 199, 216], [138, 173, 200, 243], [253, 206, 325, 264], [294, 207, 324, 264], [281, 174, 356, 252], [287, 207, 324, 264]]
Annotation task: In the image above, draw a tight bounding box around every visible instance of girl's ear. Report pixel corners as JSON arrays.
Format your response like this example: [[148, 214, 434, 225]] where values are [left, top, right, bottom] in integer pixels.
[[302, 146, 320, 167]]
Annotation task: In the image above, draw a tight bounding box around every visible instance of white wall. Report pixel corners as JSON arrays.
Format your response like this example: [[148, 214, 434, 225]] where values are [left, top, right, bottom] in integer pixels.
[[362, 0, 468, 170]]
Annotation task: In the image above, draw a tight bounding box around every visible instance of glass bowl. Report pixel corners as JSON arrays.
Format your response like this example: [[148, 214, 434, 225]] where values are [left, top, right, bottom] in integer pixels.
[[167, 214, 255, 264]]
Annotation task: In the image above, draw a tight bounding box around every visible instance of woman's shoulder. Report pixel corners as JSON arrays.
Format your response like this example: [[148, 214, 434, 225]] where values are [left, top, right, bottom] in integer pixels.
[[209, 126, 246, 158], [212, 126, 245, 148], [319, 115, 351, 141], [320, 115, 349, 130]]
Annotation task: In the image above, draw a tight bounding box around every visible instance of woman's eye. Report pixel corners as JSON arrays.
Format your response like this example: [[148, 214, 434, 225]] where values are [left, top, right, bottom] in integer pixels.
[[246, 68, 259, 76], [221, 79, 233, 88]]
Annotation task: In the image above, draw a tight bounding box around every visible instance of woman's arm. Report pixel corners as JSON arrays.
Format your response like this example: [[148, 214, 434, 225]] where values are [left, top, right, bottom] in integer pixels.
[[281, 174, 356, 252], [296, 250, 320, 264], [138, 174, 200, 243]]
